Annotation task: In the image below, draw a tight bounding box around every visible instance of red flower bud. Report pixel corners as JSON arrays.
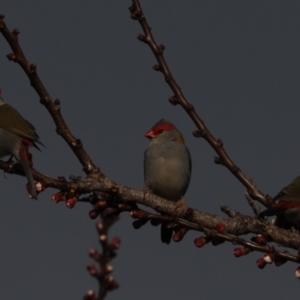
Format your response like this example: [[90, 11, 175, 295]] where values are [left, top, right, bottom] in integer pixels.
[[252, 234, 267, 245], [96, 222, 104, 232], [51, 192, 65, 203], [99, 234, 107, 243], [94, 200, 107, 210], [83, 290, 96, 300], [87, 264, 99, 277], [105, 276, 119, 290], [173, 230, 184, 242], [257, 257, 267, 269], [66, 197, 77, 208], [89, 249, 100, 261], [295, 267, 300, 278], [130, 210, 148, 219], [234, 248, 246, 257], [216, 223, 226, 233], [194, 236, 207, 248], [234, 247, 251, 257], [89, 210, 99, 219], [109, 237, 121, 250], [35, 181, 46, 193], [104, 264, 113, 274]]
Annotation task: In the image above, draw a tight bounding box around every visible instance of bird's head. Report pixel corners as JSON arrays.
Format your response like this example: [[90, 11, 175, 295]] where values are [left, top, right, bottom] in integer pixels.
[[144, 119, 185, 144]]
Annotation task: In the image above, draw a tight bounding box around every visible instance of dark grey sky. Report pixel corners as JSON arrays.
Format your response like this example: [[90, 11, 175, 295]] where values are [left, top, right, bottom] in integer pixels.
[[1, 1, 300, 299]]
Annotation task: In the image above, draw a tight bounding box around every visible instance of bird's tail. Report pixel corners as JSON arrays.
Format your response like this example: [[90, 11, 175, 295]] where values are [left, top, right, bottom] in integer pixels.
[[19, 157, 37, 199], [161, 223, 173, 244]]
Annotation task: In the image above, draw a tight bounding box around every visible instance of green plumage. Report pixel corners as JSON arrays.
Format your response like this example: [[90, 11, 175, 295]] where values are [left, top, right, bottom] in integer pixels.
[[274, 176, 300, 199], [0, 102, 40, 147]]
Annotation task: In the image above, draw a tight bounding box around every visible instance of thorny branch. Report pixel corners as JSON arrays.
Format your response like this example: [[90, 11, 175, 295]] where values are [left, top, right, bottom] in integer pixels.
[[0, 2, 300, 298]]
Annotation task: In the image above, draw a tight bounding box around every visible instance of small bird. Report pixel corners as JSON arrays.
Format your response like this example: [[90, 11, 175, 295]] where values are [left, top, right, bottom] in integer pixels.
[[0, 92, 42, 199], [259, 176, 300, 230], [144, 119, 192, 244]]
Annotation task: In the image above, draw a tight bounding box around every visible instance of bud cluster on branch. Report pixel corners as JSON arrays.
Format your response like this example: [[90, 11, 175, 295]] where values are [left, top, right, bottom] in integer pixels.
[[1, 1, 300, 299]]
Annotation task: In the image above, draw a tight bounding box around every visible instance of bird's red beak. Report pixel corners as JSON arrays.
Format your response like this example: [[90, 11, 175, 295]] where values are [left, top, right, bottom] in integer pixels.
[[144, 130, 156, 139]]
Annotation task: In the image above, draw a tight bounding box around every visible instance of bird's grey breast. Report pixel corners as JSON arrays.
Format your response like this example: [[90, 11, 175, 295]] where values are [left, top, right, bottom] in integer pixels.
[[144, 141, 191, 201]]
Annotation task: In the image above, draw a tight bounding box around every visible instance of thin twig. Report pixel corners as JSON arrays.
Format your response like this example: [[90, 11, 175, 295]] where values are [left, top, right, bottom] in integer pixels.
[[129, 1, 267, 207], [85, 217, 119, 300], [245, 191, 261, 216], [0, 15, 100, 176]]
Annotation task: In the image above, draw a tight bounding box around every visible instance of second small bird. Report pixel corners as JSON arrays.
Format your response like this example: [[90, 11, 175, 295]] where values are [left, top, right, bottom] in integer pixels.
[[259, 176, 300, 230], [144, 119, 192, 244], [0, 92, 42, 199]]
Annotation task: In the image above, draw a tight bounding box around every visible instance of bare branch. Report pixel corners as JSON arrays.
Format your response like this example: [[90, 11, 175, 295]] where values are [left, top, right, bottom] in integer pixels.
[[1, 4, 300, 296], [1, 158, 300, 253], [0, 14, 100, 176], [129, 1, 268, 207], [245, 191, 261, 216], [85, 217, 119, 300]]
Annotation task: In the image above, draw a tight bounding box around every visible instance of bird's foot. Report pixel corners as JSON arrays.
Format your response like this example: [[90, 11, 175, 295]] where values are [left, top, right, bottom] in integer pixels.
[[174, 197, 187, 218]]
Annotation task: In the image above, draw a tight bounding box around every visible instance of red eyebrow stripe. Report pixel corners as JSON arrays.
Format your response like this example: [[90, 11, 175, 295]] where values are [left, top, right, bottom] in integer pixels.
[[154, 122, 175, 131]]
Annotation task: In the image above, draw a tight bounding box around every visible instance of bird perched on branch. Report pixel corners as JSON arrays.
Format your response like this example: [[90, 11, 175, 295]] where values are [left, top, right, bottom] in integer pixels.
[[0, 90, 43, 199], [144, 119, 192, 244], [259, 176, 300, 230]]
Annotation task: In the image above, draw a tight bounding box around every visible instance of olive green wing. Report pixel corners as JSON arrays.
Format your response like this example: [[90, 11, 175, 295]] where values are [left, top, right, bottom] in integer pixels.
[[0, 103, 40, 142]]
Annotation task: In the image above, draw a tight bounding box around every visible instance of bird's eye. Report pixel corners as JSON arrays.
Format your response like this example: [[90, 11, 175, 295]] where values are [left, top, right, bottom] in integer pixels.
[[157, 129, 163, 134]]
